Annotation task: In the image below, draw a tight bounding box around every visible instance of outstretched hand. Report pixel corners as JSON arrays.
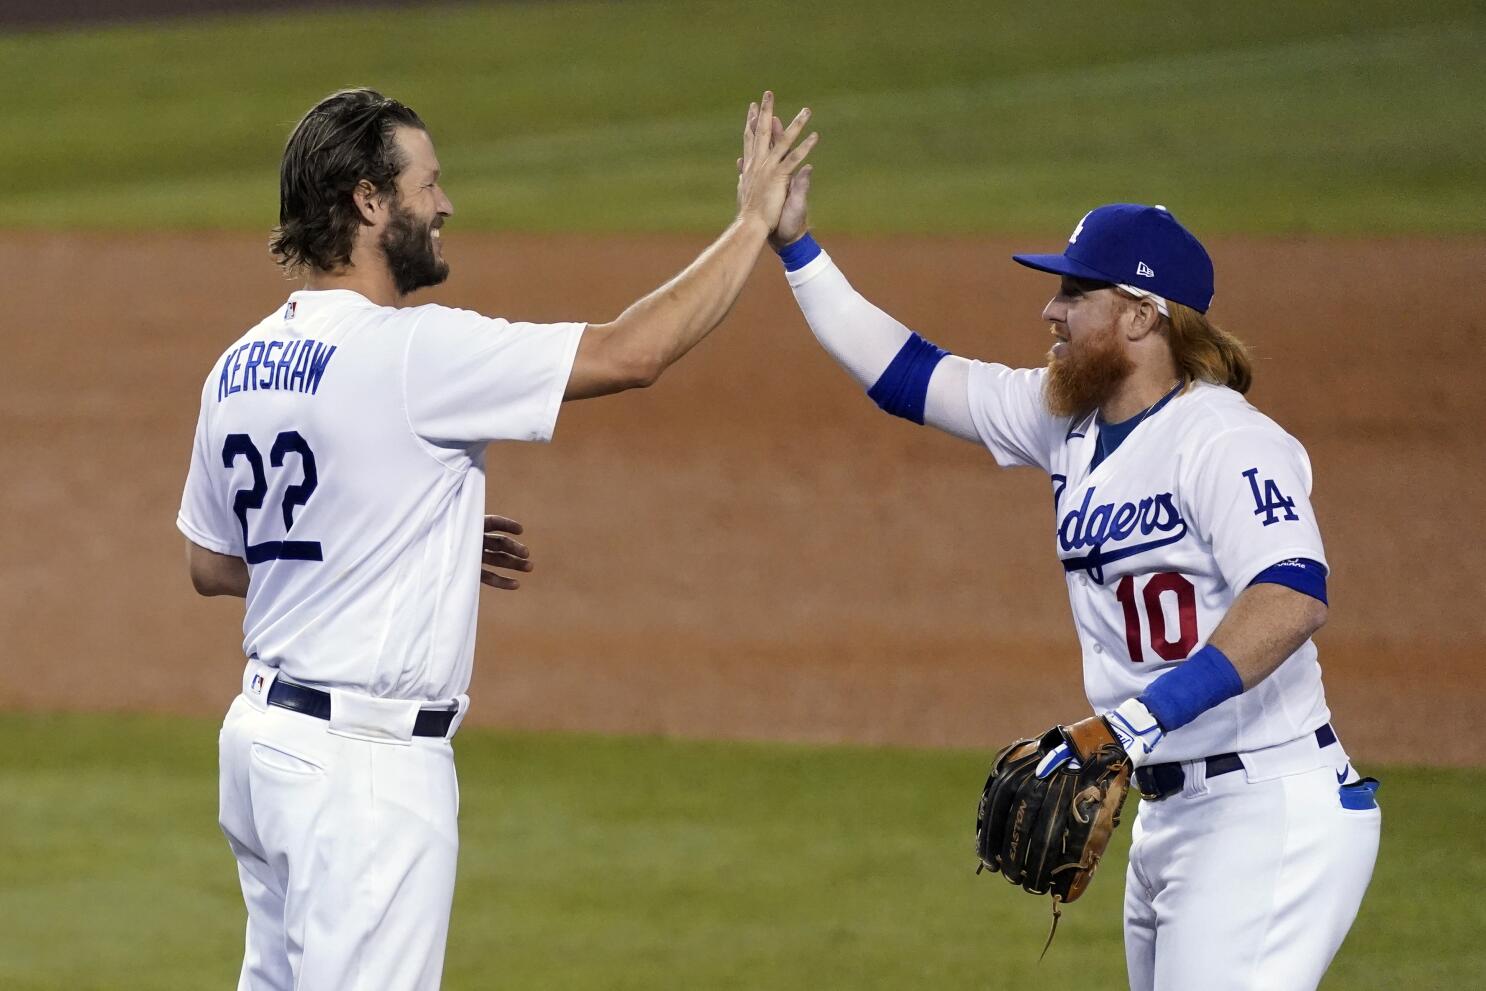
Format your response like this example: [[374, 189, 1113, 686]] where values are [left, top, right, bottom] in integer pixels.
[[480, 514, 532, 591], [770, 158, 813, 249], [736, 91, 817, 234]]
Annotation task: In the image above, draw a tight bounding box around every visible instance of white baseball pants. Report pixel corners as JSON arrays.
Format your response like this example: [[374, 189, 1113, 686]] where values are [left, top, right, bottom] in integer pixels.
[[217, 665, 463, 991], [1123, 732, 1380, 990]]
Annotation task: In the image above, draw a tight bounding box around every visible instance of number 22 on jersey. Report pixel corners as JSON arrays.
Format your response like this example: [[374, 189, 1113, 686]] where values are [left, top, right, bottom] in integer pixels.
[[222, 431, 323, 564], [1116, 572, 1198, 663]]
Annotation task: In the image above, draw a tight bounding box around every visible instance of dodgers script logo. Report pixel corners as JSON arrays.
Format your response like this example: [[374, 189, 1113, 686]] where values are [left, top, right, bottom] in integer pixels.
[[1052, 476, 1188, 583]]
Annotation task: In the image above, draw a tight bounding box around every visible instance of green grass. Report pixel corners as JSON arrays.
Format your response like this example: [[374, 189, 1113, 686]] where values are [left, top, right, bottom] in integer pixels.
[[0, 712, 1481, 989], [1, 0, 1481, 234]]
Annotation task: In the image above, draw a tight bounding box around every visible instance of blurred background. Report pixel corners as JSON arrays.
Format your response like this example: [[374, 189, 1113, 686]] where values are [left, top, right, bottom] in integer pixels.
[[2, 1, 1482, 988]]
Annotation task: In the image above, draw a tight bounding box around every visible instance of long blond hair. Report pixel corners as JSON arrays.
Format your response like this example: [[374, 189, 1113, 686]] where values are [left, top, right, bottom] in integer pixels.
[[1165, 301, 1252, 394]]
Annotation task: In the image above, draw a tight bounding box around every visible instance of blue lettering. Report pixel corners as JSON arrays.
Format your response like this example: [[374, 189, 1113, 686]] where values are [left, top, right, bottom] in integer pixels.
[[1056, 483, 1189, 578], [1243, 467, 1299, 526], [242, 341, 266, 392], [1109, 502, 1138, 541], [288, 339, 312, 392], [227, 343, 247, 396], [275, 340, 300, 390], [259, 341, 282, 388], [1058, 488, 1095, 551], [304, 343, 337, 394], [1085, 503, 1112, 547], [1150, 494, 1182, 532], [217, 354, 233, 401], [1137, 496, 1157, 532]]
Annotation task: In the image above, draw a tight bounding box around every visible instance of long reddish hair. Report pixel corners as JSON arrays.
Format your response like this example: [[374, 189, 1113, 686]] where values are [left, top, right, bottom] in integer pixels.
[[1165, 301, 1252, 394]]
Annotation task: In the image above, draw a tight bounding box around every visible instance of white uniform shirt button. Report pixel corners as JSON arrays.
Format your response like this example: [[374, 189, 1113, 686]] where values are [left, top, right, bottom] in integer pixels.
[[1079, 576, 1088, 587], [1093, 643, 1104, 654]]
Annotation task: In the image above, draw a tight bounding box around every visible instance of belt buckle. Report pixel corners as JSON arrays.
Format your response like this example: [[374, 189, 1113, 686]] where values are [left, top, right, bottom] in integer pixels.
[[1134, 767, 1162, 801]]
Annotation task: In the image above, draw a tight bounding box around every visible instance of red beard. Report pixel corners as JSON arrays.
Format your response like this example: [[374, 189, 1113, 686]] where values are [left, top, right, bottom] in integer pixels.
[[1044, 323, 1133, 419]]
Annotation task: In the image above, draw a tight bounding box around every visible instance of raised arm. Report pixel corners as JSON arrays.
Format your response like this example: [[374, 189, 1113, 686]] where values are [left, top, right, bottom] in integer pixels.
[[769, 167, 978, 441], [564, 92, 818, 400]]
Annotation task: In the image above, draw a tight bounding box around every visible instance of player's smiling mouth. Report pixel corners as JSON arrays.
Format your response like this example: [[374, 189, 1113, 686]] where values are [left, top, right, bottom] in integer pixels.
[[1049, 325, 1070, 357]]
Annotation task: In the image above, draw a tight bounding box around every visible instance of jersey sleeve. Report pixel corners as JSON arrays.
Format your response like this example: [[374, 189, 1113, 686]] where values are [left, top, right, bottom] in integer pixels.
[[1184, 424, 1327, 592], [176, 377, 240, 556], [963, 361, 1060, 472], [403, 306, 585, 447]]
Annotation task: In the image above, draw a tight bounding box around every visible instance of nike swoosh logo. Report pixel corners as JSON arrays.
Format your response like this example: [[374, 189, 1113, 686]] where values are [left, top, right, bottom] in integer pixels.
[[1336, 766, 1350, 784]]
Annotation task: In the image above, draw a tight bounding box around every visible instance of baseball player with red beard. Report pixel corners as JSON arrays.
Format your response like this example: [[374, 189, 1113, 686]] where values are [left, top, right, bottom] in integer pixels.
[[179, 88, 815, 990], [767, 166, 1379, 988]]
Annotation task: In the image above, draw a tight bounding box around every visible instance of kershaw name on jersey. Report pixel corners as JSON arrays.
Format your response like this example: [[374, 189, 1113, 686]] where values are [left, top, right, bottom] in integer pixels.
[[217, 337, 338, 401]]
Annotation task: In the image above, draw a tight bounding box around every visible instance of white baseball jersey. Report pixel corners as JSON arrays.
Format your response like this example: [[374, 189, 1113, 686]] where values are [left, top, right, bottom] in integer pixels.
[[965, 364, 1331, 761], [178, 288, 584, 702]]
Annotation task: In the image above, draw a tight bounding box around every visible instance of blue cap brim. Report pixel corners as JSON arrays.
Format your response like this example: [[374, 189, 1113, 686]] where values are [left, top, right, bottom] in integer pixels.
[[1011, 252, 1120, 285]]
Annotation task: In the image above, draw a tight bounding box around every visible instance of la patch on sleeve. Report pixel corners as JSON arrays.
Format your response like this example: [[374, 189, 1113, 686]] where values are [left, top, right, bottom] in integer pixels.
[[1243, 467, 1299, 526]]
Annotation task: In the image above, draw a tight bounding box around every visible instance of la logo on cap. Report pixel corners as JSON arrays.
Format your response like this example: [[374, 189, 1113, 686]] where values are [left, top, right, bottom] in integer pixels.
[[1069, 211, 1091, 245]]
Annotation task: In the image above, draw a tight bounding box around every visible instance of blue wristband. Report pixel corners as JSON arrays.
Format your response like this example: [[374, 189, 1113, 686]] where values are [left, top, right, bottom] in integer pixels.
[[1138, 643, 1244, 732], [776, 232, 822, 271]]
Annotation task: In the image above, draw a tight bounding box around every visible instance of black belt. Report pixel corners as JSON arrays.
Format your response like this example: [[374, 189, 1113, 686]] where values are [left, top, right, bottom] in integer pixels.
[[1134, 724, 1337, 801], [266, 678, 457, 739]]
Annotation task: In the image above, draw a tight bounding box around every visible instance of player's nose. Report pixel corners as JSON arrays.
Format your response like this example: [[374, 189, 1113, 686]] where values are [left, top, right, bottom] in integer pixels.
[[437, 188, 454, 217], [1041, 297, 1065, 324]]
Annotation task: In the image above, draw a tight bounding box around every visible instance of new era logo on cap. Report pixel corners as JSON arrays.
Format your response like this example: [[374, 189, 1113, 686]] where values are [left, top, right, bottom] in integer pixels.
[[1011, 204, 1216, 312]]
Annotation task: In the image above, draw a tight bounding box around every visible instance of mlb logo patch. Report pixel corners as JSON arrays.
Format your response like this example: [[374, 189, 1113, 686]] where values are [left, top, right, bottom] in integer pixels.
[[284, 301, 297, 320], [251, 673, 265, 694]]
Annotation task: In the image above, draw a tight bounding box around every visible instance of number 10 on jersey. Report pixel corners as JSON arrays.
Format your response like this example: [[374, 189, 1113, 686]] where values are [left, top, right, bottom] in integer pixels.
[[1115, 572, 1198, 663]]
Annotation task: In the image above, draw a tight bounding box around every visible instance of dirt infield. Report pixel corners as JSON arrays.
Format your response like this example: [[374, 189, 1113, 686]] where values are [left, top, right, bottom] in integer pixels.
[[2, 231, 1481, 764]]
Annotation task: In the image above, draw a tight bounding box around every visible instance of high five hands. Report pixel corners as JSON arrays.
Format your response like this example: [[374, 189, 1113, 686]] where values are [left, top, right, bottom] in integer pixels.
[[736, 91, 817, 244]]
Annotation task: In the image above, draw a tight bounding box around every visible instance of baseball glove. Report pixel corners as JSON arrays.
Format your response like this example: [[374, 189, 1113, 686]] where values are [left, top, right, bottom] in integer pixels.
[[974, 716, 1133, 950]]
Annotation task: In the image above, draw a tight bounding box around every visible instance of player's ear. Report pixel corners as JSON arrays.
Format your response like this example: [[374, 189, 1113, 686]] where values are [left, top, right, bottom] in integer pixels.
[[352, 179, 384, 225], [1125, 297, 1163, 341]]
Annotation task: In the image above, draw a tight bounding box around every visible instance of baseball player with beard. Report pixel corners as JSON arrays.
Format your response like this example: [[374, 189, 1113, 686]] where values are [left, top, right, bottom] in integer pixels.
[[766, 168, 1379, 988], [179, 87, 815, 990]]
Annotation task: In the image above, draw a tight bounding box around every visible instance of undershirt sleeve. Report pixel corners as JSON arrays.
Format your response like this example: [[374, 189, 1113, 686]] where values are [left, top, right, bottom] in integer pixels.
[[785, 249, 980, 439]]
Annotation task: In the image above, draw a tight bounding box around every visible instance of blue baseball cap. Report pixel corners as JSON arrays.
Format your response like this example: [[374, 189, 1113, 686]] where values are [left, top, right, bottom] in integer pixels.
[[1012, 203, 1215, 313]]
